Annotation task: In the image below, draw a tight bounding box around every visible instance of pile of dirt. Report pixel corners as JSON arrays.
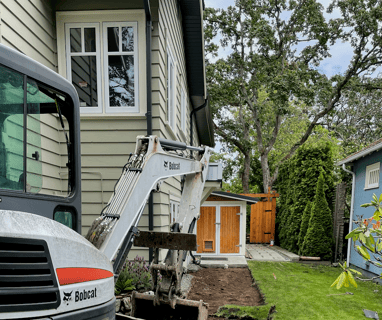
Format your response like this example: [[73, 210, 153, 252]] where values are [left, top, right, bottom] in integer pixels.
[[187, 268, 264, 318]]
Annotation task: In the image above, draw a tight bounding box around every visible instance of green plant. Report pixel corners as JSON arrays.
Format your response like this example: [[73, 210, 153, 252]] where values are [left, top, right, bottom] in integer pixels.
[[115, 256, 158, 294], [333, 193, 382, 288], [301, 172, 333, 260], [298, 201, 312, 254], [115, 272, 135, 295], [276, 141, 335, 253]]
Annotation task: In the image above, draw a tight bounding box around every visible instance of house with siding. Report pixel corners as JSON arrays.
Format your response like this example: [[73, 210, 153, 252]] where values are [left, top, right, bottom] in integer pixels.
[[338, 138, 382, 277], [0, 0, 217, 259]]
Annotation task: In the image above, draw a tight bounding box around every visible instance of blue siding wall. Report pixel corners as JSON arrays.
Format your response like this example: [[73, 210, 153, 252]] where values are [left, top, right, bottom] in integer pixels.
[[350, 149, 382, 275]]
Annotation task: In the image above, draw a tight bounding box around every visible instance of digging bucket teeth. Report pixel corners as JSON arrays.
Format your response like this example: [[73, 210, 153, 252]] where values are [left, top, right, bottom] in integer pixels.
[[131, 292, 208, 320]]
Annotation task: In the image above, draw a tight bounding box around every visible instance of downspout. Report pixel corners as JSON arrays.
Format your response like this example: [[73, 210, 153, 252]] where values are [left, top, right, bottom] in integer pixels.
[[342, 163, 355, 267], [190, 98, 208, 147], [144, 0, 154, 263]]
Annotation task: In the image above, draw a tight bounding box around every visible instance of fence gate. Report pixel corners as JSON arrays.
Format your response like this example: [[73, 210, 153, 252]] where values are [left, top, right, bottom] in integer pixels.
[[245, 189, 279, 244]]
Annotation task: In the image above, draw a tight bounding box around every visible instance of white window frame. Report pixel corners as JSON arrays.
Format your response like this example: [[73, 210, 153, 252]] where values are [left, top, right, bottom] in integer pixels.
[[181, 86, 187, 134], [103, 21, 139, 113], [167, 46, 176, 131], [170, 200, 180, 226], [365, 162, 380, 190], [65, 23, 102, 114]]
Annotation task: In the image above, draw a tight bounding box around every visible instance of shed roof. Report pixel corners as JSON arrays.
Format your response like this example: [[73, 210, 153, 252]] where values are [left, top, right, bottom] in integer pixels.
[[208, 191, 259, 204], [337, 138, 382, 165]]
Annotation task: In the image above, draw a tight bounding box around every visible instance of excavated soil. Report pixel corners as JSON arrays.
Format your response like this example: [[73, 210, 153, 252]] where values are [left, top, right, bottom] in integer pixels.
[[187, 268, 264, 319]]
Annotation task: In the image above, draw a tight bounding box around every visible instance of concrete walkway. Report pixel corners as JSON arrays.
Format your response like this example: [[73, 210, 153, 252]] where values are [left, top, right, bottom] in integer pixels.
[[246, 244, 299, 262], [191, 245, 299, 269]]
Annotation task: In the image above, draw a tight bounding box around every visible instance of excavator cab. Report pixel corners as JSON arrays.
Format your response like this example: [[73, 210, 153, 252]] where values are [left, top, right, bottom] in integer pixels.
[[0, 44, 82, 232]]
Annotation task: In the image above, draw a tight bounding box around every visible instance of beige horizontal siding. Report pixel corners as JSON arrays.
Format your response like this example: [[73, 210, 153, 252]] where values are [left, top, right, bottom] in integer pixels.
[[0, 0, 57, 71]]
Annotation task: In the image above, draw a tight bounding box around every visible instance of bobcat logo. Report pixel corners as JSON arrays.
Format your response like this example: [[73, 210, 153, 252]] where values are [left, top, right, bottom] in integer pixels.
[[63, 291, 73, 305], [164, 161, 168, 169]]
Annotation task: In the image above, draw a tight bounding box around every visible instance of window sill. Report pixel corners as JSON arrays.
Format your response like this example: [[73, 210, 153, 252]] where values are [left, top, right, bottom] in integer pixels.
[[364, 186, 379, 191], [80, 113, 147, 120], [165, 121, 177, 140]]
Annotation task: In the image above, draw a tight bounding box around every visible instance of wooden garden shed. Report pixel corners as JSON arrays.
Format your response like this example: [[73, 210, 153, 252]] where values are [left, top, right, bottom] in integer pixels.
[[196, 191, 258, 257]]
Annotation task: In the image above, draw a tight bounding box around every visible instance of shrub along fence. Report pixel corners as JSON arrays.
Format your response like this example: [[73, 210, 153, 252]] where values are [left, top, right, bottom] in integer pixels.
[[276, 141, 335, 259]]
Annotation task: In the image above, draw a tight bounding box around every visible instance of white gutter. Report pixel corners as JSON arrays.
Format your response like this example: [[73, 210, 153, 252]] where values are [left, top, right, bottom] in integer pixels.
[[342, 164, 355, 266]]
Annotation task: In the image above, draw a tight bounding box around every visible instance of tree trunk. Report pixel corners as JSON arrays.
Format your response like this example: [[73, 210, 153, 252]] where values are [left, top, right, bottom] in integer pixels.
[[261, 153, 271, 192], [242, 151, 251, 193]]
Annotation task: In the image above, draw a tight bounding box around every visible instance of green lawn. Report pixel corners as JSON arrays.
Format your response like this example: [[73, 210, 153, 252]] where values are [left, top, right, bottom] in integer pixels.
[[217, 261, 382, 319]]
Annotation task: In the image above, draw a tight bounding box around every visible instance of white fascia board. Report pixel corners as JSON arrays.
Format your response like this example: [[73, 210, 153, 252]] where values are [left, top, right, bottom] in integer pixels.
[[337, 142, 382, 166]]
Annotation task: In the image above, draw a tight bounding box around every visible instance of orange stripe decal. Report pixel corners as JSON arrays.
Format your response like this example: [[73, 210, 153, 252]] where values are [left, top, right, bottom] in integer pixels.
[[56, 268, 114, 285]]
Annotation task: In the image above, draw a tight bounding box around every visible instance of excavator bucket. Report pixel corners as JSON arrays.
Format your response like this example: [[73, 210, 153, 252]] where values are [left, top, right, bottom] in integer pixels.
[[131, 292, 208, 320]]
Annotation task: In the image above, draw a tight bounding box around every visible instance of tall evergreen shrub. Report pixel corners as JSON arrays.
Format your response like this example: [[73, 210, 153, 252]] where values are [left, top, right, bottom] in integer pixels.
[[301, 172, 333, 260], [298, 201, 312, 254], [275, 141, 334, 254]]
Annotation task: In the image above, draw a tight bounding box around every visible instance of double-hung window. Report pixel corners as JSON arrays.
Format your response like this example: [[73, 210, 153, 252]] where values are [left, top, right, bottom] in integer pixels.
[[62, 14, 140, 114], [103, 22, 138, 113], [66, 23, 101, 113]]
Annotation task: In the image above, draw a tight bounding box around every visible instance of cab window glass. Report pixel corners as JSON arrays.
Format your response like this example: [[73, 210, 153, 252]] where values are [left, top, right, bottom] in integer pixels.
[[0, 65, 24, 191], [54, 211, 73, 229], [0, 64, 72, 197]]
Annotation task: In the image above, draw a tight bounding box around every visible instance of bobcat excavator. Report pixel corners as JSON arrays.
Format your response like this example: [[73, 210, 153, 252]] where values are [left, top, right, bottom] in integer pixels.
[[0, 44, 215, 319]]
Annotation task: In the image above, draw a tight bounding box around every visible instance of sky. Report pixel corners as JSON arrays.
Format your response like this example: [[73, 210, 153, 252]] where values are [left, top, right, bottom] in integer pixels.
[[204, 0, 354, 77]]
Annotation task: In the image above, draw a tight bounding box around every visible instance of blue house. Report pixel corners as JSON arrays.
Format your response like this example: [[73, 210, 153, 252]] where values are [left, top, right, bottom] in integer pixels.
[[338, 138, 382, 276]]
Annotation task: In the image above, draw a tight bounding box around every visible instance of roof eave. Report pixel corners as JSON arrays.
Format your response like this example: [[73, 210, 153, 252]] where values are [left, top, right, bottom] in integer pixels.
[[179, 0, 214, 147], [337, 142, 382, 166]]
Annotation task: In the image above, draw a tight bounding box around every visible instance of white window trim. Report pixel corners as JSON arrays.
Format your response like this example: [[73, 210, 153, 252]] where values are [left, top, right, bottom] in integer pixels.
[[181, 85, 187, 134], [103, 21, 139, 113], [56, 10, 146, 117], [166, 46, 176, 131], [65, 22, 102, 114], [365, 162, 380, 190]]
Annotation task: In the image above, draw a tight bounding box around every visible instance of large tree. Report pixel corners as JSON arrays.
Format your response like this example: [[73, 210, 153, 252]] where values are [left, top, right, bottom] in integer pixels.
[[206, 0, 382, 192]]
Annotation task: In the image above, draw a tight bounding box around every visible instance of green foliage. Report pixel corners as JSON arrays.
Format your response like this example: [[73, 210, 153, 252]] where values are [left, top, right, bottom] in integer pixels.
[[276, 140, 334, 254], [115, 256, 156, 295], [205, 0, 382, 193], [301, 172, 333, 260], [298, 201, 312, 254], [115, 273, 135, 295], [333, 193, 382, 289], [331, 262, 361, 290]]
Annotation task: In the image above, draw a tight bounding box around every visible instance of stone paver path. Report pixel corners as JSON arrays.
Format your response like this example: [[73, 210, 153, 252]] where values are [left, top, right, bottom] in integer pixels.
[[246, 244, 290, 262]]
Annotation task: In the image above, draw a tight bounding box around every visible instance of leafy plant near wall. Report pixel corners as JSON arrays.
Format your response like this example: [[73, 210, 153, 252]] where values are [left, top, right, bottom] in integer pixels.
[[115, 256, 158, 295], [333, 194, 382, 289], [301, 172, 333, 260], [276, 140, 334, 255]]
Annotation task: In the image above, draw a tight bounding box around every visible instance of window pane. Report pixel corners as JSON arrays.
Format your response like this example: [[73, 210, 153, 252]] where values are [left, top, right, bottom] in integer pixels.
[[0, 65, 24, 191], [108, 27, 119, 52], [54, 211, 73, 229], [71, 56, 98, 107], [70, 28, 81, 53], [108, 55, 134, 107], [84, 28, 96, 53], [122, 27, 134, 52], [26, 80, 70, 197]]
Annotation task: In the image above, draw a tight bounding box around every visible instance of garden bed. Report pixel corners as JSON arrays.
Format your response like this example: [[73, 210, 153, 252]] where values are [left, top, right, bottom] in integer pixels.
[[187, 268, 264, 319]]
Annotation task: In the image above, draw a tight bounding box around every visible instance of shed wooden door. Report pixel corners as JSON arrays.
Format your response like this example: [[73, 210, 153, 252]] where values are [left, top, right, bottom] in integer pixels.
[[220, 206, 240, 253], [250, 198, 276, 243], [197, 207, 216, 253]]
